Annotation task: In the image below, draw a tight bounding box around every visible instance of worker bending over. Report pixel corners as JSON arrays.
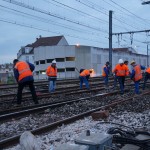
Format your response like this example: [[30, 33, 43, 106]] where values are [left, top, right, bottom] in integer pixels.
[[102, 61, 110, 88], [130, 60, 145, 94], [46, 60, 57, 92], [79, 69, 92, 89], [113, 59, 128, 94], [13, 59, 38, 105]]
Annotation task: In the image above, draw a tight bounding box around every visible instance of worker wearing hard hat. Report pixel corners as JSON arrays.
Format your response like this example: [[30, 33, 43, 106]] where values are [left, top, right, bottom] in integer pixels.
[[143, 67, 150, 90], [46, 59, 57, 92], [79, 69, 92, 89], [102, 61, 110, 88], [130, 60, 145, 94], [112, 59, 128, 94]]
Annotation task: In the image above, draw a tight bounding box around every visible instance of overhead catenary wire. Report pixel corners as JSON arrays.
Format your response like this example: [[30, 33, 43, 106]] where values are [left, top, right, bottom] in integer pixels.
[[0, 4, 108, 37], [2, 0, 108, 33], [0, 17, 108, 45]]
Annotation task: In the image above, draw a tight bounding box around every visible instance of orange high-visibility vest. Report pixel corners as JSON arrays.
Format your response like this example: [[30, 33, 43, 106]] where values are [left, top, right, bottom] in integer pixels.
[[80, 69, 90, 77], [146, 67, 150, 74], [102, 65, 107, 77], [134, 65, 142, 81], [15, 61, 32, 81], [113, 64, 127, 76], [46, 66, 57, 77]]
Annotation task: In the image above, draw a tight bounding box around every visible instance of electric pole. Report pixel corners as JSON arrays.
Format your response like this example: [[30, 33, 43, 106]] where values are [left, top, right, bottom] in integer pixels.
[[109, 10, 113, 72]]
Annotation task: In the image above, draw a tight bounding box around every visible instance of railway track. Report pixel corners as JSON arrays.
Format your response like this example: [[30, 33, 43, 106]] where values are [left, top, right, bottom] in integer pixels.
[[0, 90, 150, 149]]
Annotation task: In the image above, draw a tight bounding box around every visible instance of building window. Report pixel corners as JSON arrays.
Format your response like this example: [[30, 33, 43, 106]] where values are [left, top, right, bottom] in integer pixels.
[[66, 57, 75, 61], [47, 59, 53, 63], [36, 61, 39, 65], [66, 68, 75, 71], [40, 70, 46, 74], [26, 56, 29, 62], [57, 68, 65, 72], [36, 71, 39, 75], [40, 60, 45, 64], [56, 58, 65, 62]]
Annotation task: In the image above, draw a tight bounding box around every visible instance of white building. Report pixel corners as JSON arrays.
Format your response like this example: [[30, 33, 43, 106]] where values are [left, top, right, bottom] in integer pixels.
[[17, 35, 149, 80], [17, 46, 34, 64]]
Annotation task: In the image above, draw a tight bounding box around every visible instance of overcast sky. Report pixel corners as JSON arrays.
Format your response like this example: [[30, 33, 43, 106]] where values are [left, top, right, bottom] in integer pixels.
[[0, 0, 150, 64]]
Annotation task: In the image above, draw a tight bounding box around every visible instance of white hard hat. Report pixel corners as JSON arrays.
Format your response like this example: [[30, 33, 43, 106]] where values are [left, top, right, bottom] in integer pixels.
[[52, 60, 56, 64], [118, 59, 124, 64]]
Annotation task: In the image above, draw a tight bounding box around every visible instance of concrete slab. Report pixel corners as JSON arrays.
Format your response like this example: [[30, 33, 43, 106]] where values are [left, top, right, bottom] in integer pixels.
[[120, 144, 140, 150]]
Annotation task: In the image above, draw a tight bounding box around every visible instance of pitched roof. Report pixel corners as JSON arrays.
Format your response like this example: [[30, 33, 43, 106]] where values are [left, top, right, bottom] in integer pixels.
[[26, 36, 64, 48]]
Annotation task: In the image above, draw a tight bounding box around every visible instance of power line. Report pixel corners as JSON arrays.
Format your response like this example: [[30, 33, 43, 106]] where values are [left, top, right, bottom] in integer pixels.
[[76, 0, 143, 31], [43, 0, 109, 24], [109, 0, 150, 24], [0, 17, 108, 45], [0, 4, 106, 37], [2, 0, 108, 33]]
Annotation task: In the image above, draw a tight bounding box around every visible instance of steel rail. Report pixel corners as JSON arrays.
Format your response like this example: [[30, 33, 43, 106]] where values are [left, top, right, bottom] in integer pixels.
[[0, 90, 150, 149]]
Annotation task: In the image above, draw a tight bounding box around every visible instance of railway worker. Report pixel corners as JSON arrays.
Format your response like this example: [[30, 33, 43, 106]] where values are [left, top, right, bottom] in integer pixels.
[[130, 60, 145, 94], [102, 61, 110, 88], [13, 59, 39, 105], [112, 59, 128, 94], [79, 69, 92, 89], [143, 67, 150, 90], [46, 59, 57, 92]]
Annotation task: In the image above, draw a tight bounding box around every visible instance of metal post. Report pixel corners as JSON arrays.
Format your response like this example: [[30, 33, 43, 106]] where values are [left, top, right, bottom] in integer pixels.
[[109, 10, 113, 72], [147, 44, 149, 67]]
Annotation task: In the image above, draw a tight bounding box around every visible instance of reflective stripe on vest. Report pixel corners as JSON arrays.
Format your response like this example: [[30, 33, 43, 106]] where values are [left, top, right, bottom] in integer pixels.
[[134, 65, 142, 81], [46, 66, 57, 77], [15, 61, 32, 81], [114, 64, 126, 76]]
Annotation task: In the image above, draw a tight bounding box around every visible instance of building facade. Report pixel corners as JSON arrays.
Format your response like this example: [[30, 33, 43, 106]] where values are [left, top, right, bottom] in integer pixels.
[[17, 35, 149, 80]]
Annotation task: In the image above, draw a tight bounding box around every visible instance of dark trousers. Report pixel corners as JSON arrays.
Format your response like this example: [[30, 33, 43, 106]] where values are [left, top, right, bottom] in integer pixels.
[[79, 76, 89, 89], [143, 72, 150, 90], [117, 76, 125, 94], [103, 76, 109, 87], [17, 81, 38, 104]]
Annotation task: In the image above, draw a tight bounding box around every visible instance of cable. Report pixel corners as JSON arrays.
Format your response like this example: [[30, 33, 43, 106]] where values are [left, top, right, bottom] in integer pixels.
[[0, 17, 108, 45], [43, 0, 109, 24], [2, 0, 108, 33], [0, 4, 107, 37]]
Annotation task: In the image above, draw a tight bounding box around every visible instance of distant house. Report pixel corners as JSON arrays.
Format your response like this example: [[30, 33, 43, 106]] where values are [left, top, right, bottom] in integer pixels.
[[17, 35, 149, 80], [0, 63, 14, 84]]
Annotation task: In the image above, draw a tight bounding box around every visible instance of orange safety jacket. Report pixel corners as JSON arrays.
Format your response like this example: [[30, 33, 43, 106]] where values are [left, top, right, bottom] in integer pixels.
[[102, 65, 107, 77], [146, 67, 150, 74], [113, 64, 127, 76], [46, 66, 57, 77], [133, 65, 142, 81], [80, 69, 90, 77], [15, 61, 32, 81]]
